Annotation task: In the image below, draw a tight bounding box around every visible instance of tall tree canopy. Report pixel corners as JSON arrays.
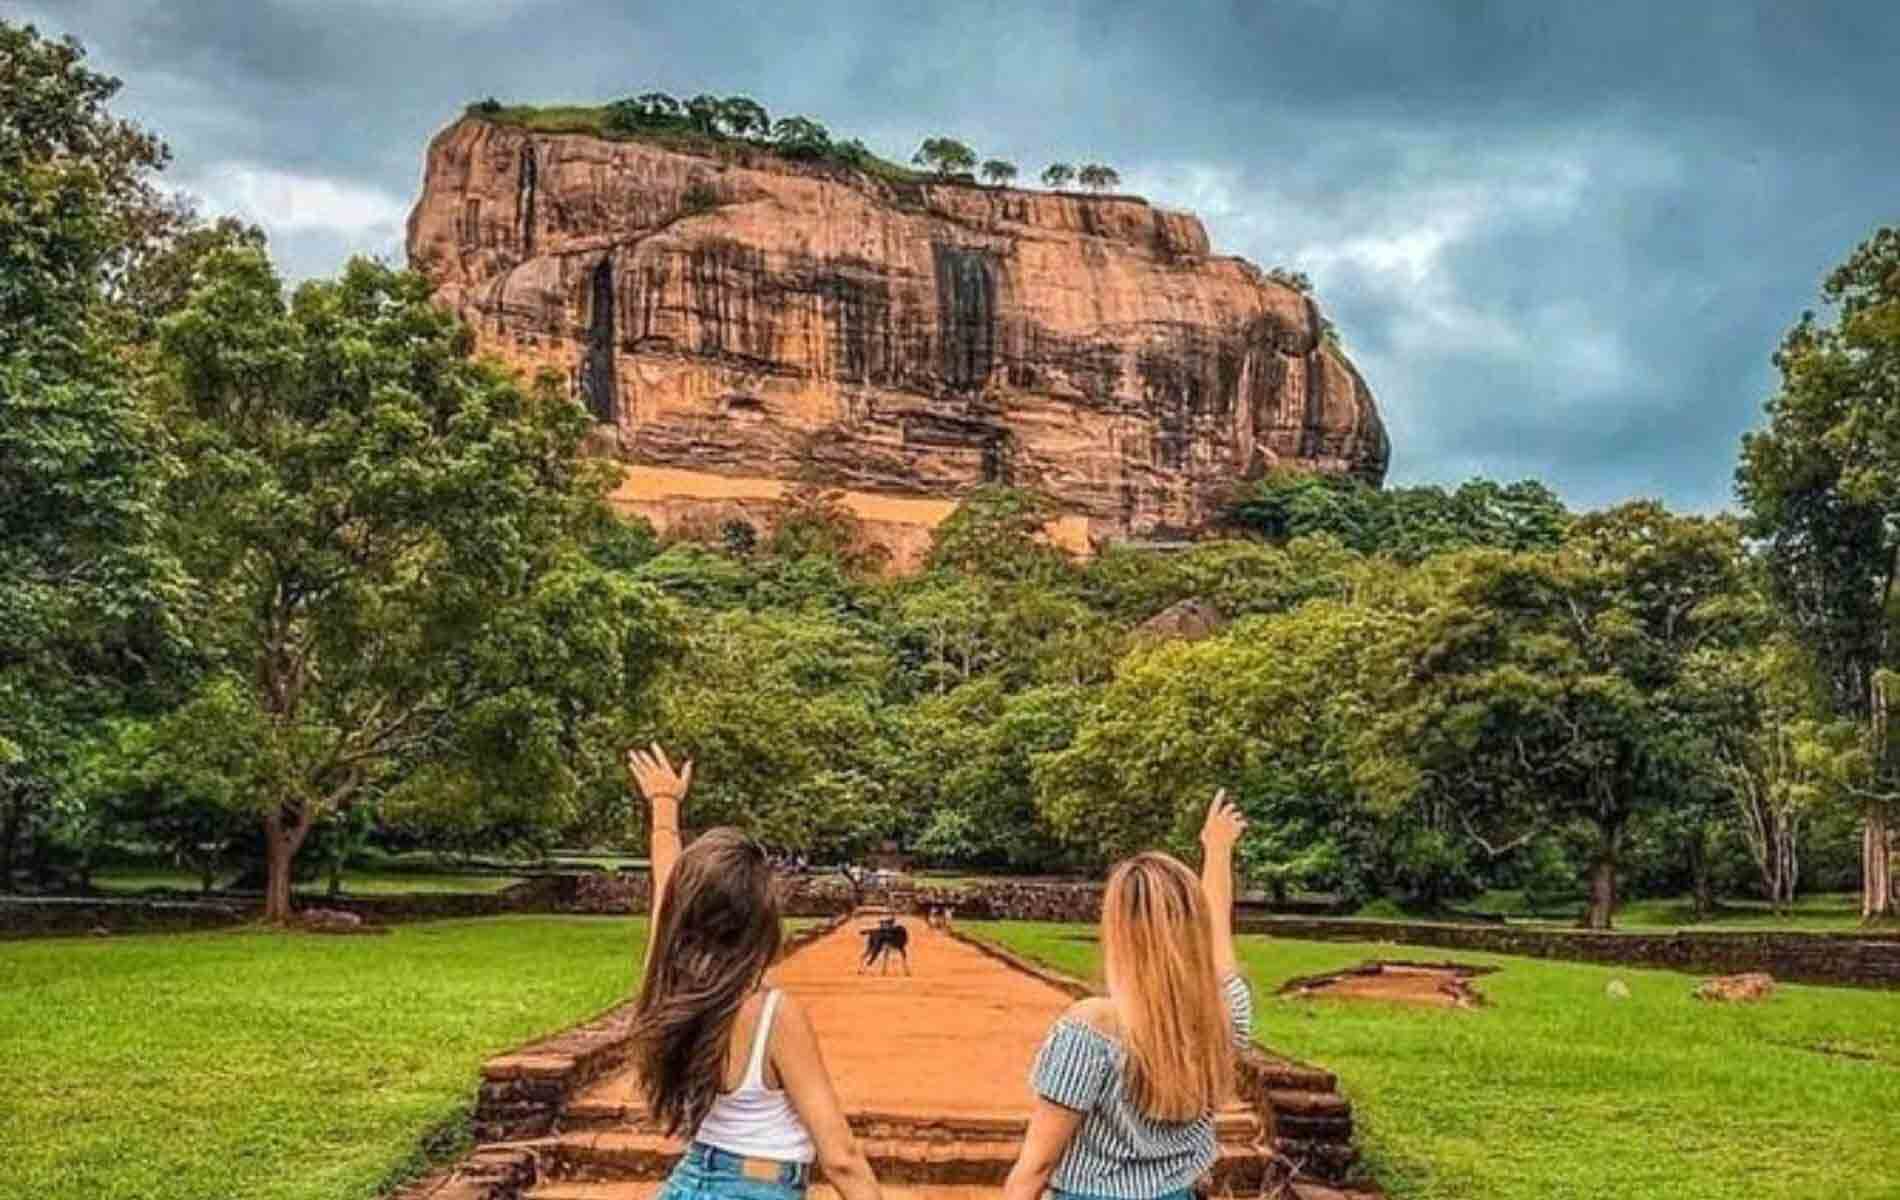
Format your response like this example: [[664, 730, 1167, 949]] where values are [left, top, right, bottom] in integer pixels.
[[143, 249, 674, 919], [1377, 504, 1749, 928], [0, 22, 184, 888], [1738, 225, 1900, 918]]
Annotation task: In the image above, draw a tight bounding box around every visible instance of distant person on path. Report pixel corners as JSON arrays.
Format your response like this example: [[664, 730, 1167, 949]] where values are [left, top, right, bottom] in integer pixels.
[[1001, 793, 1254, 1200], [625, 745, 884, 1200]]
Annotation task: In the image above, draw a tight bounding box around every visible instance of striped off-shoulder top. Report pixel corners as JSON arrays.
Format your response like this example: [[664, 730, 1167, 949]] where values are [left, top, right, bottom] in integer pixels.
[[1029, 973, 1254, 1199]]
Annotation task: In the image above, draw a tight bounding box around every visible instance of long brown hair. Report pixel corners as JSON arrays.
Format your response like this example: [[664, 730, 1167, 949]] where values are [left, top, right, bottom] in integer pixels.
[[1101, 852, 1235, 1122], [631, 827, 783, 1136]]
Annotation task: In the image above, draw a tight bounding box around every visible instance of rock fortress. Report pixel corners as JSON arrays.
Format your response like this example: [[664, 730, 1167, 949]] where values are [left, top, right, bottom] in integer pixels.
[[407, 113, 1390, 569]]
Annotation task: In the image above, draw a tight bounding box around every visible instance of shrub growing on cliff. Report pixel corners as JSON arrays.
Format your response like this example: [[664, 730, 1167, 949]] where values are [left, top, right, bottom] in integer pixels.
[[771, 116, 831, 159], [1268, 266, 1314, 294], [716, 95, 770, 138], [980, 159, 1018, 186], [1040, 162, 1075, 189], [1076, 163, 1120, 192], [913, 137, 977, 179]]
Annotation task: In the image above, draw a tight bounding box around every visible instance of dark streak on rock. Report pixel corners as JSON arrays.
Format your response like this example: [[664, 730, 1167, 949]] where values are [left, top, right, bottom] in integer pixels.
[[931, 244, 998, 391], [516, 144, 537, 256], [582, 255, 617, 423]]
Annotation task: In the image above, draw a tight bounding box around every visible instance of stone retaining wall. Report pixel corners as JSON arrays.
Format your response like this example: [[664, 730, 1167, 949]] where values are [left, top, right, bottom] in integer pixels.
[[1240, 916, 1900, 989], [0, 895, 250, 939]]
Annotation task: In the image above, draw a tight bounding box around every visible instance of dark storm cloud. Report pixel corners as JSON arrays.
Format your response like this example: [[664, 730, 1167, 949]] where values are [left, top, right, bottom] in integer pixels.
[[20, 0, 1900, 511]]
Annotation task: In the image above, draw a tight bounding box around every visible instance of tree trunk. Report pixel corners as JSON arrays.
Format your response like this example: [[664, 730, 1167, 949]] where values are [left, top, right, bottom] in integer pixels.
[[262, 805, 313, 924], [1584, 841, 1618, 931], [0, 799, 20, 894], [1688, 835, 1715, 923], [264, 831, 295, 922], [1866, 812, 1894, 920]]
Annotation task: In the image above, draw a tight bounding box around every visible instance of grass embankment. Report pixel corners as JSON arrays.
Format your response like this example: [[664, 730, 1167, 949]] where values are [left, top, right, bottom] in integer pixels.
[[981, 922, 1900, 1200], [0, 917, 644, 1200]]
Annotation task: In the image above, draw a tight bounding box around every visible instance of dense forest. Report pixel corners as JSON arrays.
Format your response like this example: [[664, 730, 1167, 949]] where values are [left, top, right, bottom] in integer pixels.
[[6, 22, 1900, 928]]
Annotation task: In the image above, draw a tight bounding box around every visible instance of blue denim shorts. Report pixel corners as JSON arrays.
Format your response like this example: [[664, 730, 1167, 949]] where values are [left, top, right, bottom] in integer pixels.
[[1048, 1190, 1194, 1200], [660, 1142, 809, 1200]]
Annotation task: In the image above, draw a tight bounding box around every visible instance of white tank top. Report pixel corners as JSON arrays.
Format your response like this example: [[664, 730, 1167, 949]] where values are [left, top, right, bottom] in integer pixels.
[[694, 989, 817, 1164]]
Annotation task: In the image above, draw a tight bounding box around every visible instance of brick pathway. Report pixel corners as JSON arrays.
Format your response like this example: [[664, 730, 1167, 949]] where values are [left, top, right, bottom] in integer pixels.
[[424, 915, 1374, 1200]]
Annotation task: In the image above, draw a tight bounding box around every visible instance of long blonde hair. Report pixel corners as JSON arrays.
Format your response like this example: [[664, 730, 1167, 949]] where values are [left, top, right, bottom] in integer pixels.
[[1100, 852, 1235, 1122]]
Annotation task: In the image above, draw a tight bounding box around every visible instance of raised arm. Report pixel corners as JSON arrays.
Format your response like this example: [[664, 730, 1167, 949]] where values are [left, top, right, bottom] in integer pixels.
[[1199, 790, 1247, 980], [626, 744, 693, 923]]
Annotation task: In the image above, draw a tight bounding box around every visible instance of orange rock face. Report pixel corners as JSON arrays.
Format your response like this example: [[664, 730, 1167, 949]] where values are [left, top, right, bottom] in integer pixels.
[[407, 117, 1388, 560]]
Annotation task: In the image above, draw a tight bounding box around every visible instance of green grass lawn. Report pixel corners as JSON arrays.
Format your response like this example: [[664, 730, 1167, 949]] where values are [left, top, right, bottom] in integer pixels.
[[979, 923, 1900, 1200], [89, 866, 528, 896], [1438, 889, 1872, 932], [0, 916, 644, 1200]]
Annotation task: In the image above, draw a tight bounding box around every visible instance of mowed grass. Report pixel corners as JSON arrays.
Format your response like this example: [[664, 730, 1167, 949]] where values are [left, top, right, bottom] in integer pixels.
[[1446, 889, 1872, 933], [980, 923, 1900, 1200], [90, 867, 529, 896], [0, 916, 644, 1200]]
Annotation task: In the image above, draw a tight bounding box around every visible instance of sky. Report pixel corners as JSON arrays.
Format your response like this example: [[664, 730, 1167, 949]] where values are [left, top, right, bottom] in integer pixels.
[[20, 0, 1900, 512]]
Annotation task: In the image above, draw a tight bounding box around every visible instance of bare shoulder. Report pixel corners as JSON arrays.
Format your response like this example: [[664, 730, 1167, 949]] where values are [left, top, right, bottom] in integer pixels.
[[771, 990, 817, 1038], [1064, 996, 1120, 1037]]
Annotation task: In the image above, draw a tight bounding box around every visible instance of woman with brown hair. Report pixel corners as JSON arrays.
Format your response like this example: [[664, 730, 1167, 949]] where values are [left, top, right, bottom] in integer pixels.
[[1001, 793, 1252, 1200], [625, 745, 882, 1200]]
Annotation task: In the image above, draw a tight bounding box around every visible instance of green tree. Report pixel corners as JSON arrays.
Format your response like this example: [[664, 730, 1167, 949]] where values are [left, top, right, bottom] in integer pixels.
[[636, 92, 681, 119], [1040, 163, 1076, 189], [1037, 599, 1401, 874], [980, 159, 1018, 186], [1227, 471, 1568, 563], [1076, 164, 1120, 193], [1687, 634, 1859, 914], [716, 95, 770, 138], [146, 250, 673, 920], [896, 680, 1082, 868], [1377, 505, 1750, 929], [683, 93, 723, 134], [770, 116, 831, 159], [0, 22, 185, 889], [1737, 226, 1900, 919], [638, 610, 896, 855], [912, 137, 977, 178], [925, 486, 1071, 584]]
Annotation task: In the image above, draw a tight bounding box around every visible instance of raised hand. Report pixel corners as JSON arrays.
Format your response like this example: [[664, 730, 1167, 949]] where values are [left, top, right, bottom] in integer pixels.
[[1199, 789, 1247, 858], [629, 744, 692, 922], [626, 743, 693, 821], [1199, 789, 1245, 979]]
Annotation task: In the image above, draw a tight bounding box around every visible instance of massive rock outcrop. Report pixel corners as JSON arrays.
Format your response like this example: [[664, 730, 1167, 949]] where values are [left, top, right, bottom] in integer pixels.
[[408, 117, 1389, 566]]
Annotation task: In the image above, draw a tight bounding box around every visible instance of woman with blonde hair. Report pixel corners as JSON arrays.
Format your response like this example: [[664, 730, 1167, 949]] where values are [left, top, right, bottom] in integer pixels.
[[1003, 793, 1252, 1200]]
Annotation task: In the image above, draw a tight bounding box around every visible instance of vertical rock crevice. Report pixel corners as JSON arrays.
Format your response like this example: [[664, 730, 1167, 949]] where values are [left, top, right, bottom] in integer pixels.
[[516, 144, 538, 257], [582, 256, 617, 424]]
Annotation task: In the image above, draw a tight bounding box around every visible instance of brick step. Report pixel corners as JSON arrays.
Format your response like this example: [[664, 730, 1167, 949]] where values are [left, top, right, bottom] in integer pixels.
[[529, 1185, 1009, 1200], [547, 1128, 1291, 1190], [528, 1180, 1376, 1200], [563, 1074, 1261, 1145], [1264, 1087, 1353, 1119]]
